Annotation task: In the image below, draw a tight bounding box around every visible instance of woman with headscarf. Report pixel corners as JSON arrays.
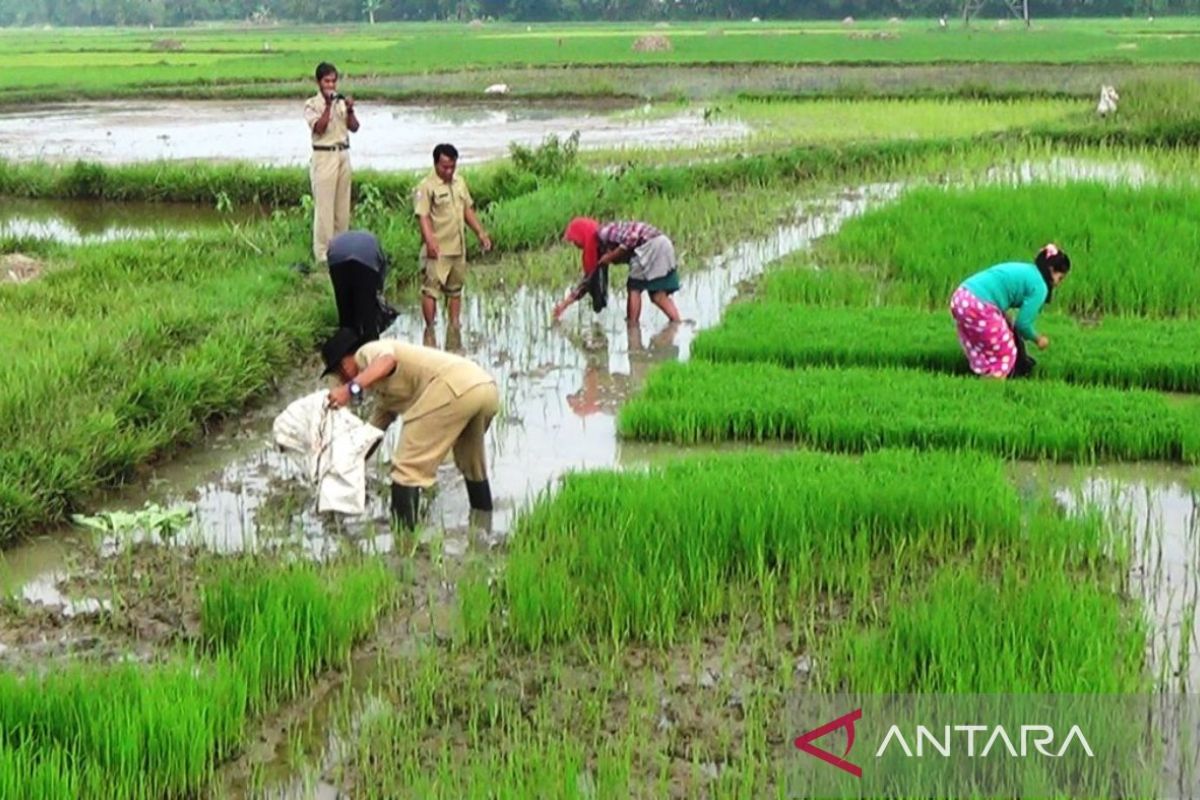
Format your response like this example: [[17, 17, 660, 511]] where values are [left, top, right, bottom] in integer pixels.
[[554, 217, 682, 324]]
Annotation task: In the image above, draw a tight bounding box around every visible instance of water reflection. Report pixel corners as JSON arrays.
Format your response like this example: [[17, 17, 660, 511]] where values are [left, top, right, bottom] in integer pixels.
[[4, 100, 748, 169]]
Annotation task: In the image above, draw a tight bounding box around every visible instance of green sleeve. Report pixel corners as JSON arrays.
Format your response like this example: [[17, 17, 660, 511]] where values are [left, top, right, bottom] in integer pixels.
[[1014, 282, 1048, 341]]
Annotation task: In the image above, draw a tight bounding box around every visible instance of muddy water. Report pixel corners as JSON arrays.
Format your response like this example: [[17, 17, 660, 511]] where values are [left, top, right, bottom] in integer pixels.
[[1050, 466, 1200, 691], [3, 100, 748, 168], [0, 197, 247, 243]]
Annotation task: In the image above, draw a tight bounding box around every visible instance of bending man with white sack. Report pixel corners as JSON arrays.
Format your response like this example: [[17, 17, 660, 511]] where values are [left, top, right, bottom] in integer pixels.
[[319, 327, 499, 530]]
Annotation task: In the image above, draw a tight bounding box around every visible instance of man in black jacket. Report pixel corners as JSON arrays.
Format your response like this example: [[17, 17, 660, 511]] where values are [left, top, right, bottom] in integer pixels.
[[327, 230, 396, 343]]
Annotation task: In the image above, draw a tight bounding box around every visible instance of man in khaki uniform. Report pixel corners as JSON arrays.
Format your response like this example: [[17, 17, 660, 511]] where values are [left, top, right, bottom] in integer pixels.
[[414, 143, 491, 329], [321, 327, 498, 530], [304, 62, 360, 266]]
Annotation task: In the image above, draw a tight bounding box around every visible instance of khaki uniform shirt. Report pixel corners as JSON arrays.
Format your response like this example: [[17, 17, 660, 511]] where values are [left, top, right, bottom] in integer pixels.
[[304, 92, 349, 147], [413, 171, 473, 256], [355, 341, 493, 423]]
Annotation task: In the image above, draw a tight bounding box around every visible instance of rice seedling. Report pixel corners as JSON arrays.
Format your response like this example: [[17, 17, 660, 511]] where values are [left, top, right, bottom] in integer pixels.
[[463, 448, 1113, 649], [0, 556, 395, 798], [818, 181, 1200, 318], [618, 361, 1200, 462], [827, 562, 1145, 693], [694, 301, 1200, 393]]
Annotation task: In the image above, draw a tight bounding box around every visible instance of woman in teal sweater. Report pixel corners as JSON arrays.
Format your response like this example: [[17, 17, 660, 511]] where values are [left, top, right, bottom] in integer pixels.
[[950, 244, 1071, 379]]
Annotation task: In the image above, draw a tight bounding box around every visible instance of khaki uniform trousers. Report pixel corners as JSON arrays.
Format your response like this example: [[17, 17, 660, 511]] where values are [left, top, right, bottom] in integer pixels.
[[421, 252, 468, 299], [373, 381, 499, 488], [311, 150, 352, 263]]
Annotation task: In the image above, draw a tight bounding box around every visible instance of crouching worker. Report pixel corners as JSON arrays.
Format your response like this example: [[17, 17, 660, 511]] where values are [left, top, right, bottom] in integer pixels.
[[328, 229, 395, 343], [554, 217, 682, 324], [320, 327, 499, 530], [950, 243, 1071, 380]]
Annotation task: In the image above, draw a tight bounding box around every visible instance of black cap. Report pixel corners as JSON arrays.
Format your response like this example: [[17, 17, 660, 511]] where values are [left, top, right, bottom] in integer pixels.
[[320, 327, 362, 377]]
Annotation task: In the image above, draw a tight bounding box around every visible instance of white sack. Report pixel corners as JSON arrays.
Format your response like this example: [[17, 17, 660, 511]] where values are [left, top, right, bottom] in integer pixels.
[[272, 390, 385, 515]]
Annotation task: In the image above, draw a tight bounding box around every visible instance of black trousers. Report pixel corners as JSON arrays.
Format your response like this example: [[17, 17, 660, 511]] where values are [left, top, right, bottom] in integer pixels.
[[329, 260, 383, 343]]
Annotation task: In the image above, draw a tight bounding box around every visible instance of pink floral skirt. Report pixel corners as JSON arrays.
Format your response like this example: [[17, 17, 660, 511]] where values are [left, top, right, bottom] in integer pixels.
[[949, 287, 1017, 378]]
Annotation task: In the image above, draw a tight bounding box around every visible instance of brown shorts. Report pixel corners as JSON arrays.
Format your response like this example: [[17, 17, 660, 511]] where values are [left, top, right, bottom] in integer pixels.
[[421, 254, 468, 299]]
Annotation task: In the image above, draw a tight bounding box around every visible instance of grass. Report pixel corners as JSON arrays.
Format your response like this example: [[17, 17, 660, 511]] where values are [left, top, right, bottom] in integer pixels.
[[0, 556, 396, 799], [0, 216, 327, 543], [2, 20, 1200, 100], [694, 301, 1200, 393], [618, 360, 1200, 462], [719, 96, 1081, 145], [817, 181, 1200, 318]]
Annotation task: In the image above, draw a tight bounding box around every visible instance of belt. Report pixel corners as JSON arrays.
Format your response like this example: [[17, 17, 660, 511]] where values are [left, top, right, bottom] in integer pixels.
[[313, 143, 350, 152]]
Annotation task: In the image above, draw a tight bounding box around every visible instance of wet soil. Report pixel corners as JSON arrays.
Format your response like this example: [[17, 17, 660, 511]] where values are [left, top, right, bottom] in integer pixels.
[[0, 252, 45, 283]]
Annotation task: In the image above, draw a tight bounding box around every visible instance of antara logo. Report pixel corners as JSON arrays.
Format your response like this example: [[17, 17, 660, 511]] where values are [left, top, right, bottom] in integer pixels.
[[795, 709, 1095, 776], [794, 708, 863, 778], [875, 724, 1094, 758]]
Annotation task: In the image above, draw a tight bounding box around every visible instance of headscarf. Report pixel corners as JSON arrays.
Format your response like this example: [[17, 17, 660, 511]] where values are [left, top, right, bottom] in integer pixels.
[[564, 217, 600, 277]]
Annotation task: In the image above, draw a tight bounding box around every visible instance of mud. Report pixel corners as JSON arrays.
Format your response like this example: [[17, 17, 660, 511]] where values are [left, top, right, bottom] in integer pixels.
[[2, 99, 748, 168], [0, 252, 45, 282]]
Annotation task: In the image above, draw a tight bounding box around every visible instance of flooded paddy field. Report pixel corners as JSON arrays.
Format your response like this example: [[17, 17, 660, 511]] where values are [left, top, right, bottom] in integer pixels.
[[5, 153, 1200, 795], [1, 99, 748, 168], [0, 197, 254, 243], [1, 25, 1200, 786]]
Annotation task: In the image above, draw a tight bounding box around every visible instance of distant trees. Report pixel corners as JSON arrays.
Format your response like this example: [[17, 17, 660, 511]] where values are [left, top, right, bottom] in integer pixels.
[[0, 0, 1194, 26]]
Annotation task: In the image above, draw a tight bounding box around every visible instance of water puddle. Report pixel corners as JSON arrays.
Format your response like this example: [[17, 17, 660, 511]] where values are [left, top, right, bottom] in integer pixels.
[[1051, 466, 1200, 692], [3, 100, 748, 168], [0, 197, 249, 243]]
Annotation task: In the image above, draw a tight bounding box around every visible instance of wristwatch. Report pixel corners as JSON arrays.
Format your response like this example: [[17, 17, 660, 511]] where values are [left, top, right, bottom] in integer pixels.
[[348, 381, 363, 404]]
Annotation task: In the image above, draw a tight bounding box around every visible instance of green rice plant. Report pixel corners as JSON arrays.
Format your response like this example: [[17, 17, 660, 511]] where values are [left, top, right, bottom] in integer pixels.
[[755, 263, 882, 306], [468, 448, 1110, 649], [618, 361, 1200, 462], [818, 181, 1200, 318], [694, 301, 1200, 393], [200, 557, 396, 713], [826, 563, 1146, 693], [0, 557, 395, 798]]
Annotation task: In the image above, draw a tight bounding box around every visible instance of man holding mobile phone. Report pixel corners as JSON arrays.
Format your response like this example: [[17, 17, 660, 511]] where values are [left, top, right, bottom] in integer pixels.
[[304, 61, 360, 267]]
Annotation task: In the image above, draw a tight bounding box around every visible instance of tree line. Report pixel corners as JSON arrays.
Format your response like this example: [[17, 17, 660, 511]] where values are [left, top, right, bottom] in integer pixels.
[[0, 0, 1192, 28]]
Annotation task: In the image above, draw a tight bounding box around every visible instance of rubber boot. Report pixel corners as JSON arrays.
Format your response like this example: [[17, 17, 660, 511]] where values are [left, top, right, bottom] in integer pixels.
[[1011, 332, 1036, 379], [465, 479, 493, 512], [390, 483, 420, 530]]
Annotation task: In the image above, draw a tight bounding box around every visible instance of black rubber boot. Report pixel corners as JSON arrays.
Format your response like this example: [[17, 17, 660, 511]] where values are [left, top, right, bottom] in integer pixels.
[[1011, 332, 1037, 379], [390, 483, 420, 530], [465, 479, 493, 512]]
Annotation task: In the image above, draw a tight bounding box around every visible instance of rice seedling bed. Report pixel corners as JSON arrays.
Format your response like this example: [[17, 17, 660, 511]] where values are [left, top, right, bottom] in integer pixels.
[[618, 360, 1200, 461], [817, 181, 1200, 318], [313, 447, 1146, 797], [464, 448, 1114, 649], [0, 542, 397, 799], [695, 301, 1200, 393]]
